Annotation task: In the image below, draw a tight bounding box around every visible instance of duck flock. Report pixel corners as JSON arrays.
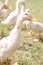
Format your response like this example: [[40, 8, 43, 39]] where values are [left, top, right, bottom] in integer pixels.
[[0, 0, 43, 65]]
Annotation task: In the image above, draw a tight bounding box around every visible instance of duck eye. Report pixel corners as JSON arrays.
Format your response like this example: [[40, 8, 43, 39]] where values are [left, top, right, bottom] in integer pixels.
[[25, 13, 28, 15]]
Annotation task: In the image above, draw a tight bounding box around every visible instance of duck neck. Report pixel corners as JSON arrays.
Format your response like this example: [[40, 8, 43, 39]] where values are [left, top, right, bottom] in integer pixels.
[[20, 4, 25, 14], [9, 17, 22, 37], [16, 1, 19, 12], [15, 18, 22, 29], [9, 3, 25, 37], [4, 0, 9, 5]]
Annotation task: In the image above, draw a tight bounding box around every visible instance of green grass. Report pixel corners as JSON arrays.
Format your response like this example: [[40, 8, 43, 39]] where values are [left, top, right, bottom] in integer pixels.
[[0, 0, 43, 65]]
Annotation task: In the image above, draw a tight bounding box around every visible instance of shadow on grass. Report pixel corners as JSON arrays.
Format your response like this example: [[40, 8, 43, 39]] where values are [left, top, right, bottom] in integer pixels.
[[40, 37, 43, 43]]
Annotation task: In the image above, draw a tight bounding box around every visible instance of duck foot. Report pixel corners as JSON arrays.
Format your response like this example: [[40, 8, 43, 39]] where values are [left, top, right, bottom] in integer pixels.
[[9, 24, 15, 29], [33, 38, 40, 42], [9, 25, 14, 29], [0, 62, 2, 65], [6, 59, 18, 65], [28, 30, 34, 36], [9, 62, 18, 65], [6, 62, 18, 65]]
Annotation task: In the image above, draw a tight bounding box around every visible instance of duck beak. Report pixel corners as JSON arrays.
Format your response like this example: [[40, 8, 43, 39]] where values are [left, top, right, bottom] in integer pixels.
[[7, 6, 12, 11], [29, 16, 37, 22]]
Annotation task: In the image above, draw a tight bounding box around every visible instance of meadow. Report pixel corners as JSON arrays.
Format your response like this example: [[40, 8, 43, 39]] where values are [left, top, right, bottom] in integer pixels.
[[0, 0, 43, 65]]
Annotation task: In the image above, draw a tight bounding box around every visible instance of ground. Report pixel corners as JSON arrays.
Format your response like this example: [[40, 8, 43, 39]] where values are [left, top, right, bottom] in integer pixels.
[[0, 0, 43, 65]]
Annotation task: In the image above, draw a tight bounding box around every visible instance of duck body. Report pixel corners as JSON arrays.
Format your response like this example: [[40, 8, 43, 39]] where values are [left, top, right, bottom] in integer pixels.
[[1, 0, 25, 25], [1, 0, 20, 25], [1, 9, 19, 25], [0, 8, 29, 62], [0, 16, 21, 62], [0, 27, 20, 62], [25, 21, 43, 33]]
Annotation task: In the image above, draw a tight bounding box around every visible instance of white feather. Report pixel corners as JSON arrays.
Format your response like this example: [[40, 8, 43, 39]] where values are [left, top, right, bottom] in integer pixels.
[[25, 20, 43, 33], [0, 8, 30, 62], [1, 0, 25, 25]]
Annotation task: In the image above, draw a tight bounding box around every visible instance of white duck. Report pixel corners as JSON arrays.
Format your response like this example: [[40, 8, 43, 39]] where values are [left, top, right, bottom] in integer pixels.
[[22, 8, 43, 42], [1, 0, 25, 26], [0, 0, 12, 10], [0, 0, 12, 20], [22, 5, 38, 36], [25, 19, 43, 42], [0, 7, 30, 65]]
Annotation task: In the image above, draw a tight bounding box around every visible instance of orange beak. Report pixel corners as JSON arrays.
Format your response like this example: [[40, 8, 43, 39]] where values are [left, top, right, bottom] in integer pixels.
[[7, 6, 12, 11], [2, 4, 12, 11], [29, 16, 37, 22]]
